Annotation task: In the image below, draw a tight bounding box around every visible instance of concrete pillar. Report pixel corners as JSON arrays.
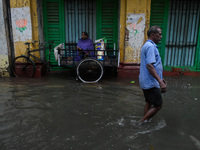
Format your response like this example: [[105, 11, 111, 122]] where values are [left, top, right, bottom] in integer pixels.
[[118, 0, 151, 78], [0, 0, 9, 77], [10, 0, 40, 59], [119, 0, 151, 64]]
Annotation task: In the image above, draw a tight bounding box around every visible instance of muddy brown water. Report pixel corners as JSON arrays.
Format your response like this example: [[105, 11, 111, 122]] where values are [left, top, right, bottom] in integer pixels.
[[0, 74, 200, 150]]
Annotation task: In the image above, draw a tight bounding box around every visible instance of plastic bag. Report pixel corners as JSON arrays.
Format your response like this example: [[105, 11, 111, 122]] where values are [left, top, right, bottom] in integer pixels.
[[54, 43, 64, 61], [95, 38, 107, 60]]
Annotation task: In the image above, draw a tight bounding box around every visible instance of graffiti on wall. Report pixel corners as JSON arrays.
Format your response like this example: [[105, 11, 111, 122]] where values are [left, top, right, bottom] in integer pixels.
[[125, 14, 146, 63], [11, 7, 32, 42], [15, 19, 27, 33]]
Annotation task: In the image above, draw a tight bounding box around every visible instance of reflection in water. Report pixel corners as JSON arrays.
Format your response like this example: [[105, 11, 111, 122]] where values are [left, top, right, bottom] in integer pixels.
[[0, 75, 200, 150]]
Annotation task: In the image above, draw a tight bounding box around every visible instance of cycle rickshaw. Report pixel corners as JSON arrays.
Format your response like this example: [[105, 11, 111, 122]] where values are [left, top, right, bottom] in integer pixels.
[[56, 43, 119, 83]]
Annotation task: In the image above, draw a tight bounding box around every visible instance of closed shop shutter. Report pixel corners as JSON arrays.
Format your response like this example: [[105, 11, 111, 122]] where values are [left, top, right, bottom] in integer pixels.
[[43, 0, 118, 69], [64, 0, 96, 43], [150, 0, 169, 61], [165, 0, 200, 70], [96, 0, 118, 49], [151, 0, 200, 71]]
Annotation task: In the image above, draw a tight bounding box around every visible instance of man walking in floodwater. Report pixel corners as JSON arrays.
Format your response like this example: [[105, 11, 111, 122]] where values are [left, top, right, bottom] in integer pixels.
[[139, 26, 167, 122]]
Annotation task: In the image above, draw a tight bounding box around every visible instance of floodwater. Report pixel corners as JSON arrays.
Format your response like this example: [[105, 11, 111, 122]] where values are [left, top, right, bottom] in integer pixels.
[[0, 73, 200, 150]]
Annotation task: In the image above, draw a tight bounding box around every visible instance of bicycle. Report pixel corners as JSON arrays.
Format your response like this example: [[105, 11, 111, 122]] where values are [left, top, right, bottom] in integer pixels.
[[12, 41, 54, 78]]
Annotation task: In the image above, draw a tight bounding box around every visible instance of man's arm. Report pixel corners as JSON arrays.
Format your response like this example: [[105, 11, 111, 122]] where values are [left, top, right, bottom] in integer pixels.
[[146, 63, 167, 92]]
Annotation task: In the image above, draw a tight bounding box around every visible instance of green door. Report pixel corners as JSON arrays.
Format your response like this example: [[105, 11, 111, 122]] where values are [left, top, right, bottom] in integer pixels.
[[96, 0, 118, 48], [43, 0, 65, 68], [43, 0, 65, 44], [150, 0, 169, 62]]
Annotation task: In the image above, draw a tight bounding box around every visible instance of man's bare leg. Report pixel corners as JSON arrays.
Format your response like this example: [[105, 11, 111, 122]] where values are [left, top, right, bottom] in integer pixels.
[[144, 102, 151, 115], [141, 105, 162, 122]]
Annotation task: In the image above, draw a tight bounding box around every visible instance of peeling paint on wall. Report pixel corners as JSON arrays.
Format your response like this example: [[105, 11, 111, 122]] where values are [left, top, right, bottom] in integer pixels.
[[125, 13, 146, 63], [0, 55, 9, 77], [11, 7, 32, 42]]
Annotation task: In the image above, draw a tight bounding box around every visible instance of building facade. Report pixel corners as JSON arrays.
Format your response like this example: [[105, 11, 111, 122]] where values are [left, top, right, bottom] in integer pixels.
[[0, 0, 200, 77]]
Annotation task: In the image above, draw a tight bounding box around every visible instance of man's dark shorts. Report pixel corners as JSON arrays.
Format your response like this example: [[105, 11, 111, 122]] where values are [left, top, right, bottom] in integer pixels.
[[142, 87, 163, 107]]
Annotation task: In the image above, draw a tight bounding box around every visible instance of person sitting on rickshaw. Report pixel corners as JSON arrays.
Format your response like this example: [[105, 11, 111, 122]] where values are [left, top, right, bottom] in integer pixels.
[[76, 31, 94, 60]]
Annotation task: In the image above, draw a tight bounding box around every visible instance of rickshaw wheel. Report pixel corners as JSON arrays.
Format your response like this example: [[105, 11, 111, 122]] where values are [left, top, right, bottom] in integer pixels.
[[76, 58, 104, 83]]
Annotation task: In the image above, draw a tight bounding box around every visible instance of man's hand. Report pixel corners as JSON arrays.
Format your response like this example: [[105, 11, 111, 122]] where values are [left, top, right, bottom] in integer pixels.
[[159, 80, 167, 93], [77, 46, 82, 55], [147, 63, 167, 93], [77, 46, 81, 50]]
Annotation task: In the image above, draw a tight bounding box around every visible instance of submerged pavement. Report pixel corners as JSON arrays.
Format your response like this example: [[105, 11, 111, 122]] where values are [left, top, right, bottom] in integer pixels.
[[0, 73, 200, 150]]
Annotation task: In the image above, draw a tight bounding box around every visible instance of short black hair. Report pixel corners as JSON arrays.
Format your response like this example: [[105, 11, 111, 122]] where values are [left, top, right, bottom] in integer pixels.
[[147, 26, 161, 37], [82, 31, 88, 37]]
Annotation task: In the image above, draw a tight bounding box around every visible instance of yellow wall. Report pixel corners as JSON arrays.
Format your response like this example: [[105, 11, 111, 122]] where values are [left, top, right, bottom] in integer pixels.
[[10, 0, 40, 60], [119, 0, 151, 63], [119, 0, 126, 62]]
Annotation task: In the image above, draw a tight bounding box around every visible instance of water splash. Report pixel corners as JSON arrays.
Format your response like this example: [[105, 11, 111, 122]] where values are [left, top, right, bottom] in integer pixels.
[[130, 117, 166, 138], [190, 135, 200, 149]]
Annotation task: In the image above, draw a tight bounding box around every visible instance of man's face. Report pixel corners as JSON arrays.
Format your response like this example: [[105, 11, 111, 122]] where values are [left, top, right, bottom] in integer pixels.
[[153, 28, 162, 44], [81, 33, 87, 40]]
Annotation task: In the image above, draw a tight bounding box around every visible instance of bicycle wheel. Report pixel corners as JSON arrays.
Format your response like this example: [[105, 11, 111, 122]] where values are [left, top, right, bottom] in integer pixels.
[[77, 58, 104, 83], [12, 56, 36, 77]]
